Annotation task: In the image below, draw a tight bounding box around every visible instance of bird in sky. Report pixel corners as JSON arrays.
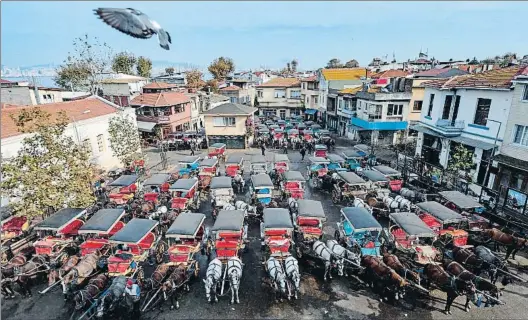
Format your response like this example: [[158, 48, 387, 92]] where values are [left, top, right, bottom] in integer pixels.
[[93, 8, 171, 50]]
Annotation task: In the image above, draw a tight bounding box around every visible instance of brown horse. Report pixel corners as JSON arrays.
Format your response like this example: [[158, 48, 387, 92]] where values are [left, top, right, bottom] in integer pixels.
[[144, 264, 171, 291], [482, 228, 527, 260], [362, 255, 408, 302], [443, 260, 481, 312], [48, 254, 80, 286], [73, 274, 109, 310], [382, 253, 421, 286], [12, 255, 49, 297], [422, 263, 476, 314], [1, 248, 35, 298], [62, 251, 100, 300], [452, 246, 484, 272], [161, 266, 189, 310]]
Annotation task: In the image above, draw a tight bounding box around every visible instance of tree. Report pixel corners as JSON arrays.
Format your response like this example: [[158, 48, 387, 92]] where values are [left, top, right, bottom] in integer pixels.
[[107, 113, 143, 167], [204, 79, 219, 93], [54, 34, 113, 93], [1, 108, 95, 218], [448, 144, 475, 184], [344, 59, 359, 68], [326, 58, 343, 68], [112, 52, 136, 75], [291, 59, 298, 72], [165, 67, 175, 75], [208, 57, 235, 80], [186, 69, 205, 89], [136, 56, 152, 78]]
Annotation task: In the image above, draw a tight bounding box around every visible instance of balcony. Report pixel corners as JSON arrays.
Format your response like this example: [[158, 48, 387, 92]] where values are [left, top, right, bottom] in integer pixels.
[[351, 117, 408, 131], [434, 119, 465, 136]]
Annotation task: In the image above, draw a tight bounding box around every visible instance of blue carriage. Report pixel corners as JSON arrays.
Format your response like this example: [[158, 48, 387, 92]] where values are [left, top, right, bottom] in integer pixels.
[[335, 207, 383, 256]]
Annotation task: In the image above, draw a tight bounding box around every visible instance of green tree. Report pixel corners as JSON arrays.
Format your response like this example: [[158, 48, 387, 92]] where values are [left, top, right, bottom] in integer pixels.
[[344, 59, 359, 68], [54, 34, 113, 93], [448, 144, 475, 184], [326, 58, 343, 69], [112, 52, 136, 74], [108, 113, 142, 166], [208, 57, 235, 80], [291, 59, 298, 72], [1, 108, 95, 218], [165, 67, 175, 75], [186, 69, 205, 89], [136, 56, 153, 78]]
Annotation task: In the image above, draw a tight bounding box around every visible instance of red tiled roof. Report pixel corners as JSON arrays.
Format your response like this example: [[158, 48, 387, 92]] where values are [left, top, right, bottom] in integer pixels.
[[130, 91, 190, 107], [142, 82, 177, 89], [414, 69, 448, 77], [219, 85, 241, 91], [301, 75, 318, 82], [1, 79, 13, 84], [1, 96, 119, 139], [256, 77, 300, 88], [370, 69, 410, 79], [423, 66, 524, 90]]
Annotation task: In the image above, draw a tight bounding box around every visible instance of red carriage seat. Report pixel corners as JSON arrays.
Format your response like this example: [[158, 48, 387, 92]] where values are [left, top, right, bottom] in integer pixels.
[[389, 180, 403, 192], [107, 221, 125, 236], [418, 214, 442, 233], [285, 182, 301, 189], [289, 190, 304, 199], [169, 245, 194, 263], [58, 219, 84, 236], [119, 184, 137, 194], [161, 183, 170, 193], [138, 232, 155, 250], [216, 240, 238, 259], [297, 218, 322, 235], [171, 198, 188, 209], [34, 238, 56, 255], [439, 229, 468, 247], [315, 150, 326, 157], [226, 166, 238, 177], [391, 228, 412, 248], [144, 193, 159, 202], [2, 216, 28, 232], [80, 239, 109, 256], [266, 236, 291, 255], [299, 226, 323, 236], [108, 255, 132, 274], [264, 229, 288, 237]]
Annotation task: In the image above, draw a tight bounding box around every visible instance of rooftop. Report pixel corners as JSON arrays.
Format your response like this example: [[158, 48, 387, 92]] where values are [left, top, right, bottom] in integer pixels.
[[300, 75, 318, 82], [130, 91, 190, 107], [414, 68, 469, 78], [101, 78, 146, 84], [256, 77, 300, 88], [1, 96, 119, 139], [423, 66, 526, 90], [370, 69, 410, 79], [142, 82, 178, 89], [0, 79, 13, 84], [219, 85, 241, 91], [339, 87, 362, 95], [321, 68, 368, 81], [202, 103, 257, 116]]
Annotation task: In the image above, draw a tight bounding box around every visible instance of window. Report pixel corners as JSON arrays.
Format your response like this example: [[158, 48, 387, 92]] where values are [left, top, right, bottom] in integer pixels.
[[97, 134, 105, 152], [427, 94, 435, 117], [301, 83, 306, 90], [274, 89, 286, 98], [442, 95, 453, 119], [290, 90, 301, 99], [257, 90, 263, 98], [306, 96, 310, 104], [513, 125, 528, 146], [344, 100, 350, 110], [387, 104, 403, 116], [213, 117, 236, 127], [314, 96, 318, 104], [230, 97, 237, 103], [368, 104, 382, 120], [474, 98, 492, 125], [279, 110, 286, 119], [522, 85, 528, 101], [413, 100, 423, 111], [338, 99, 344, 110]]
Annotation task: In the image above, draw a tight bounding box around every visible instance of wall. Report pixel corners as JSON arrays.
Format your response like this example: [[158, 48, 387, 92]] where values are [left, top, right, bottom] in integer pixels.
[[31, 89, 63, 105], [1, 86, 34, 105], [204, 115, 248, 136], [408, 79, 429, 122], [500, 81, 528, 159], [101, 83, 130, 96]]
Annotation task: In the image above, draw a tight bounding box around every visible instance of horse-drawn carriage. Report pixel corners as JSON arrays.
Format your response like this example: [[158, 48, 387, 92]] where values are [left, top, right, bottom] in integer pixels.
[[359, 170, 391, 199], [208, 143, 226, 161], [372, 165, 403, 192], [273, 154, 290, 174], [250, 155, 268, 176], [1, 210, 35, 264], [326, 154, 346, 173], [225, 154, 245, 177], [210, 177, 235, 219], [341, 149, 364, 171], [107, 218, 166, 280], [175, 156, 201, 179], [287, 129, 301, 149], [78, 208, 127, 256], [335, 207, 383, 256], [387, 212, 440, 264], [169, 178, 200, 212], [292, 200, 325, 259], [141, 174, 171, 205], [281, 171, 306, 200], [353, 144, 370, 157], [198, 158, 219, 191], [332, 171, 370, 205], [306, 156, 330, 188], [438, 191, 488, 229], [165, 212, 205, 274], [250, 174, 276, 208], [303, 129, 314, 143], [314, 144, 328, 158], [106, 175, 139, 206]]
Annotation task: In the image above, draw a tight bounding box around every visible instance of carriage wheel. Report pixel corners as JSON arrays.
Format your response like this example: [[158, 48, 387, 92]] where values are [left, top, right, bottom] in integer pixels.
[[155, 242, 167, 264]]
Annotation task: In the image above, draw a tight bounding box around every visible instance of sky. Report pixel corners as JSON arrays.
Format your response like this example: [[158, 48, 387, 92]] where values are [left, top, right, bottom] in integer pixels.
[[1, 1, 528, 71]]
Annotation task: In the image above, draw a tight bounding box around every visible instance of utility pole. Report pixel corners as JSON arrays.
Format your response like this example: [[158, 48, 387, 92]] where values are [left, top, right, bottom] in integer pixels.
[[483, 119, 502, 190]]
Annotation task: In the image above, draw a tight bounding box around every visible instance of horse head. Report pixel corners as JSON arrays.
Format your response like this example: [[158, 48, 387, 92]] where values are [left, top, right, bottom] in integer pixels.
[[276, 272, 287, 294], [96, 294, 111, 318]]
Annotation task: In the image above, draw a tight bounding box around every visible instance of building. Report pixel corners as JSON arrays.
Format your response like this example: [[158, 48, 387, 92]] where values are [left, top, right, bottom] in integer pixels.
[[370, 70, 410, 85], [130, 82, 192, 137], [151, 72, 187, 86], [202, 103, 257, 149], [1, 96, 134, 170], [413, 66, 526, 188], [100, 75, 147, 107], [409, 68, 469, 123], [254, 71, 278, 84], [255, 78, 303, 118], [335, 87, 361, 137], [492, 67, 528, 195], [1, 79, 63, 105], [218, 79, 256, 106], [301, 76, 320, 120], [351, 79, 412, 144], [185, 91, 230, 131]]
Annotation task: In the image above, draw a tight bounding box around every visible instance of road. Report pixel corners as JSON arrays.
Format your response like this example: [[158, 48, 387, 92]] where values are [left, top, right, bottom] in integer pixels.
[[3, 146, 528, 320]]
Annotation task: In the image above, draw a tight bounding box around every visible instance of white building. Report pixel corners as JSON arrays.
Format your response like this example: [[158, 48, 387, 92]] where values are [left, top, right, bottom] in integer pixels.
[[413, 67, 524, 189], [1, 96, 136, 170], [100, 75, 148, 107]]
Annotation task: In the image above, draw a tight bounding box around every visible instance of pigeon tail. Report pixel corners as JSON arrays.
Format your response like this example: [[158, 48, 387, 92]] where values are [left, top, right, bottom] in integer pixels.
[[157, 28, 170, 50]]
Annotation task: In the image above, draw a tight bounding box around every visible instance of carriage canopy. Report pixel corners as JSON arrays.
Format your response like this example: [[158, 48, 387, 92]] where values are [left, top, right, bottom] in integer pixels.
[[274, 154, 289, 163], [34, 208, 87, 231], [251, 174, 273, 188], [210, 143, 226, 149], [297, 200, 325, 219], [287, 129, 299, 135], [389, 212, 436, 238], [78, 209, 125, 234], [416, 201, 464, 224], [361, 170, 389, 182], [283, 171, 305, 182], [107, 175, 139, 187], [263, 208, 294, 229], [250, 155, 267, 164], [354, 144, 370, 153], [169, 178, 198, 191], [200, 158, 218, 168], [211, 210, 245, 232], [342, 149, 364, 159], [166, 212, 206, 238], [210, 176, 233, 189], [327, 154, 345, 163], [109, 218, 158, 244], [337, 171, 366, 185], [308, 156, 330, 164], [226, 154, 244, 165], [372, 165, 401, 177], [438, 191, 484, 210], [341, 207, 382, 231], [142, 174, 170, 186], [179, 156, 201, 164]]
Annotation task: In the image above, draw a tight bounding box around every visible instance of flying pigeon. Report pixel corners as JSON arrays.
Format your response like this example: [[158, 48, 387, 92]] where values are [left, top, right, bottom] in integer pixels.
[[94, 8, 172, 50]]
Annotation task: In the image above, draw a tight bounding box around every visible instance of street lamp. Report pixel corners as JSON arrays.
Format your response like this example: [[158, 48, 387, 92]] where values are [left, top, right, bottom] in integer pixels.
[[483, 118, 502, 189]]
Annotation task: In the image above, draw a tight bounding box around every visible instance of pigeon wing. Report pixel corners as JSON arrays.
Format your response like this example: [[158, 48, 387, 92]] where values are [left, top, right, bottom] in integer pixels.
[[94, 8, 153, 39]]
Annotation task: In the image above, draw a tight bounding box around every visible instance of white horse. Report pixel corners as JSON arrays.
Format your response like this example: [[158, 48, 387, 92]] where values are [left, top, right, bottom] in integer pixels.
[[232, 174, 245, 193], [313, 240, 342, 281], [234, 200, 257, 215], [203, 258, 222, 303], [353, 198, 370, 210], [266, 257, 287, 302], [288, 197, 299, 216], [400, 188, 426, 203], [284, 256, 301, 300], [227, 257, 243, 304], [383, 196, 411, 211], [326, 240, 361, 277]]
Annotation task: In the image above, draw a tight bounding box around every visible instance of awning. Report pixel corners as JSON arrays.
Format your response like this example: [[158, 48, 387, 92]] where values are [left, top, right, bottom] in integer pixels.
[[410, 124, 445, 138], [493, 154, 528, 172], [305, 109, 317, 115], [137, 121, 157, 133], [449, 136, 495, 150]]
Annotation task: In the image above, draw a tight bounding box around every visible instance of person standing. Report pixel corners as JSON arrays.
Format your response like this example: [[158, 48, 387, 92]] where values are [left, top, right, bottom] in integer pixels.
[[300, 147, 306, 161], [261, 143, 266, 156], [124, 279, 141, 319], [190, 142, 195, 156]]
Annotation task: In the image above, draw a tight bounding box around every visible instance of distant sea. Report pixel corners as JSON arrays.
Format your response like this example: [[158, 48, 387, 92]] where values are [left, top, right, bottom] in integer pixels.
[[4, 76, 57, 88]]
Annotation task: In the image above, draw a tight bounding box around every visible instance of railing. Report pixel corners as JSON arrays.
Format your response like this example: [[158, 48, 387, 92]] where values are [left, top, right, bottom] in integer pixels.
[[435, 119, 465, 129]]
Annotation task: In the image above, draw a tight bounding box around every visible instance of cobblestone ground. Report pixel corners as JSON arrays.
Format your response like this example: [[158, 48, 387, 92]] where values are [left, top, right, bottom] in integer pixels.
[[2, 144, 528, 320]]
